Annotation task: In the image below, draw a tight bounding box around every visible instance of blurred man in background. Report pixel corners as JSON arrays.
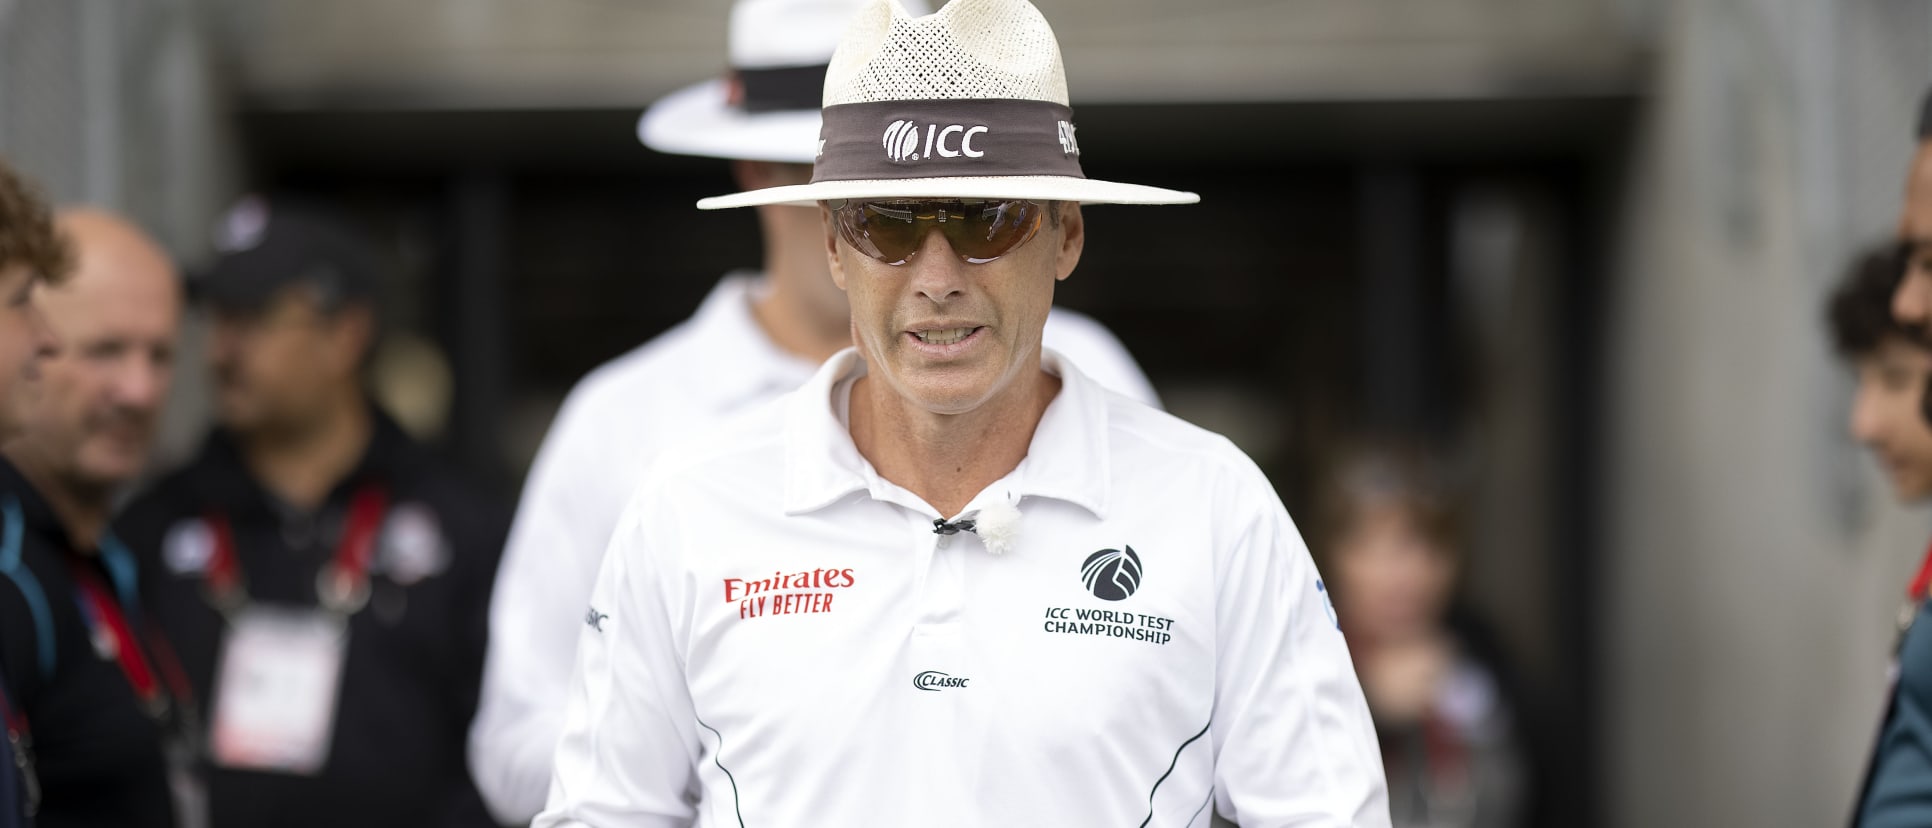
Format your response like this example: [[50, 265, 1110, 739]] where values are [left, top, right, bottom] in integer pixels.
[[467, 0, 1161, 821], [8, 210, 183, 550], [1836, 246, 1932, 507], [1863, 88, 1932, 826], [1846, 240, 1932, 826], [114, 202, 507, 828], [0, 162, 183, 827], [2, 207, 193, 827]]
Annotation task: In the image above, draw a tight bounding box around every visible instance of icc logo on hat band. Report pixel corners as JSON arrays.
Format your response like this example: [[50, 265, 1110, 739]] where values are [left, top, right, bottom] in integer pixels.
[[883, 120, 989, 163]]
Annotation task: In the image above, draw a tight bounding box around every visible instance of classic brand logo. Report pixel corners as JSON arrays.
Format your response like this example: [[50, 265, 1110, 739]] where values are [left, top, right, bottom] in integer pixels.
[[1057, 120, 1079, 156], [1081, 546, 1143, 601], [912, 670, 970, 691], [883, 120, 988, 163], [584, 606, 608, 632]]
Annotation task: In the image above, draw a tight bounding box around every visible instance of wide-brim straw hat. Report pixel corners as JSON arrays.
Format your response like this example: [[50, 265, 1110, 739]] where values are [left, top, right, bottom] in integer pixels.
[[639, 0, 929, 164], [696, 0, 1199, 209]]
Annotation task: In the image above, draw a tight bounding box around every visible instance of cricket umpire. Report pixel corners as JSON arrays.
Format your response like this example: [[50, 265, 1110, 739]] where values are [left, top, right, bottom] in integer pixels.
[[534, 0, 1390, 824]]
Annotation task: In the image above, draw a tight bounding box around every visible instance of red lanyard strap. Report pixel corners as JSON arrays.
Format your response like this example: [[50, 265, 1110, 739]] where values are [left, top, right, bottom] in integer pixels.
[[204, 483, 391, 616], [3, 682, 36, 819], [316, 485, 388, 614], [70, 564, 166, 717], [1910, 539, 1932, 602]]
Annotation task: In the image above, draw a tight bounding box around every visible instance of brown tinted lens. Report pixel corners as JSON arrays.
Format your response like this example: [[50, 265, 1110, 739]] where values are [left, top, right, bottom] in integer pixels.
[[834, 200, 1043, 265], [944, 200, 1042, 265]]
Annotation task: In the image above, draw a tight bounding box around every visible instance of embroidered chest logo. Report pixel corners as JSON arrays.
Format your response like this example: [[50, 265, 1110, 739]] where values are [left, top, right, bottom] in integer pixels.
[[584, 607, 608, 632], [723, 567, 857, 620], [1042, 545, 1175, 646], [1081, 545, 1143, 601]]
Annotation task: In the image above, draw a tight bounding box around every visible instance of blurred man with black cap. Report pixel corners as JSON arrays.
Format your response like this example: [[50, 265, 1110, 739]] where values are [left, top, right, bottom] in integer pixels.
[[0, 159, 183, 828], [113, 199, 508, 828]]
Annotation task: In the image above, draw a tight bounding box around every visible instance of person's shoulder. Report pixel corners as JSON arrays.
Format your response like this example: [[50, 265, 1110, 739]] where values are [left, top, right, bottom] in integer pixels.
[[1102, 392, 1243, 464], [560, 315, 714, 419], [1097, 389, 1277, 499], [1042, 308, 1159, 406], [618, 390, 795, 523], [649, 391, 792, 483], [1042, 305, 1116, 342]]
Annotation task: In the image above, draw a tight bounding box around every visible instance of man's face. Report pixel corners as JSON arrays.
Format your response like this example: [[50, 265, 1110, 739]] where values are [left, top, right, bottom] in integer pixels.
[[824, 201, 1082, 415], [0, 265, 56, 440], [1894, 143, 1932, 327], [208, 286, 364, 435], [1850, 337, 1932, 501], [21, 239, 181, 487]]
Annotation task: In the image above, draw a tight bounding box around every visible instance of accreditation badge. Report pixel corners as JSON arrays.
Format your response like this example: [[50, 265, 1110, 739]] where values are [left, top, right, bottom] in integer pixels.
[[208, 606, 348, 775]]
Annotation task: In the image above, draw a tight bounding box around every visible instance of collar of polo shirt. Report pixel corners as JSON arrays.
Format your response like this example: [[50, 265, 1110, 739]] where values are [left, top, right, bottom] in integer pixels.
[[780, 347, 1111, 521]]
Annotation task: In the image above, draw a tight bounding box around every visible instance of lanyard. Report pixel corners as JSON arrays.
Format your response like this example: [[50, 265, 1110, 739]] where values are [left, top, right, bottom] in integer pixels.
[[1891, 539, 1932, 655], [1909, 539, 1932, 604], [70, 564, 166, 716], [203, 484, 389, 616], [1, 678, 33, 820]]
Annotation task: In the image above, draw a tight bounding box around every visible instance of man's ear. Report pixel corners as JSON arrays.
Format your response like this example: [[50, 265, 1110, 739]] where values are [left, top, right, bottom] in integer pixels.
[[1054, 202, 1084, 283], [821, 204, 849, 291]]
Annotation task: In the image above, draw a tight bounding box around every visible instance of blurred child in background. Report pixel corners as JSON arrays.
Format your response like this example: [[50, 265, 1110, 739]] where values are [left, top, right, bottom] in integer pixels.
[[1320, 438, 1532, 828]]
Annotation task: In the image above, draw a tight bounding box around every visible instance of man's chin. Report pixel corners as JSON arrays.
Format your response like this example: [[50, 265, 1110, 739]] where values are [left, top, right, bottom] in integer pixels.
[[77, 455, 148, 490], [1894, 478, 1932, 504]]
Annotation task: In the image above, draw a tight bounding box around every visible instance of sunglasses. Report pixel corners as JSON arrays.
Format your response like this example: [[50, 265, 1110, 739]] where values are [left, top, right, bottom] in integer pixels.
[[829, 199, 1045, 266]]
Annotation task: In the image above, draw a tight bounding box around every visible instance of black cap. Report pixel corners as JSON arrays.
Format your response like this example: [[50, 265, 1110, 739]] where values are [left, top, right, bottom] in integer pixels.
[[193, 198, 385, 311]]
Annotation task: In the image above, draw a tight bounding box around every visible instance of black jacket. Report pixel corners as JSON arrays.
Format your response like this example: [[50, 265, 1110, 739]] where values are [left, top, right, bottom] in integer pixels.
[[114, 411, 508, 828], [0, 458, 176, 828]]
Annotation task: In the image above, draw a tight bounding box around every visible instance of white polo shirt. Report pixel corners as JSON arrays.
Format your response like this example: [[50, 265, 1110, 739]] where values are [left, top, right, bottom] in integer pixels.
[[470, 274, 1163, 822], [535, 349, 1388, 828]]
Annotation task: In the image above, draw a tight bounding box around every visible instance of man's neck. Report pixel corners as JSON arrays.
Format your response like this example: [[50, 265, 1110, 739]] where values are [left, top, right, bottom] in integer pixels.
[[846, 367, 1061, 518], [750, 234, 852, 365], [240, 393, 373, 512], [1, 447, 111, 551]]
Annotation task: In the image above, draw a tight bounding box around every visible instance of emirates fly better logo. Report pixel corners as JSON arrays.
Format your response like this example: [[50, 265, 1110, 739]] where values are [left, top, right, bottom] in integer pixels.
[[883, 120, 988, 163]]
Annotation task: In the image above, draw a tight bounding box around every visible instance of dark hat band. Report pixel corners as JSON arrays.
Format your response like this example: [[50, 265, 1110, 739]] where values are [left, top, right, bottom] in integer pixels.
[[737, 64, 830, 114], [811, 99, 1086, 184]]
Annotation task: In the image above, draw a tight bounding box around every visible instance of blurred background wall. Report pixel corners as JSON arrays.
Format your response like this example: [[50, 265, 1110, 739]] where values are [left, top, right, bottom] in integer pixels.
[[4, 0, 1932, 825], [1606, 2, 1932, 826]]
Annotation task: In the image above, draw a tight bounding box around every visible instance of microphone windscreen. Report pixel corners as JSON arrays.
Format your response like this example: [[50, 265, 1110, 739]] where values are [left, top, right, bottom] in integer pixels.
[[973, 500, 1022, 556]]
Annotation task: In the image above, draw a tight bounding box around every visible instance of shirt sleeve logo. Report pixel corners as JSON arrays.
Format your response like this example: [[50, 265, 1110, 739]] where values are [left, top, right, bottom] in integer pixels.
[[1080, 546, 1143, 601]]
